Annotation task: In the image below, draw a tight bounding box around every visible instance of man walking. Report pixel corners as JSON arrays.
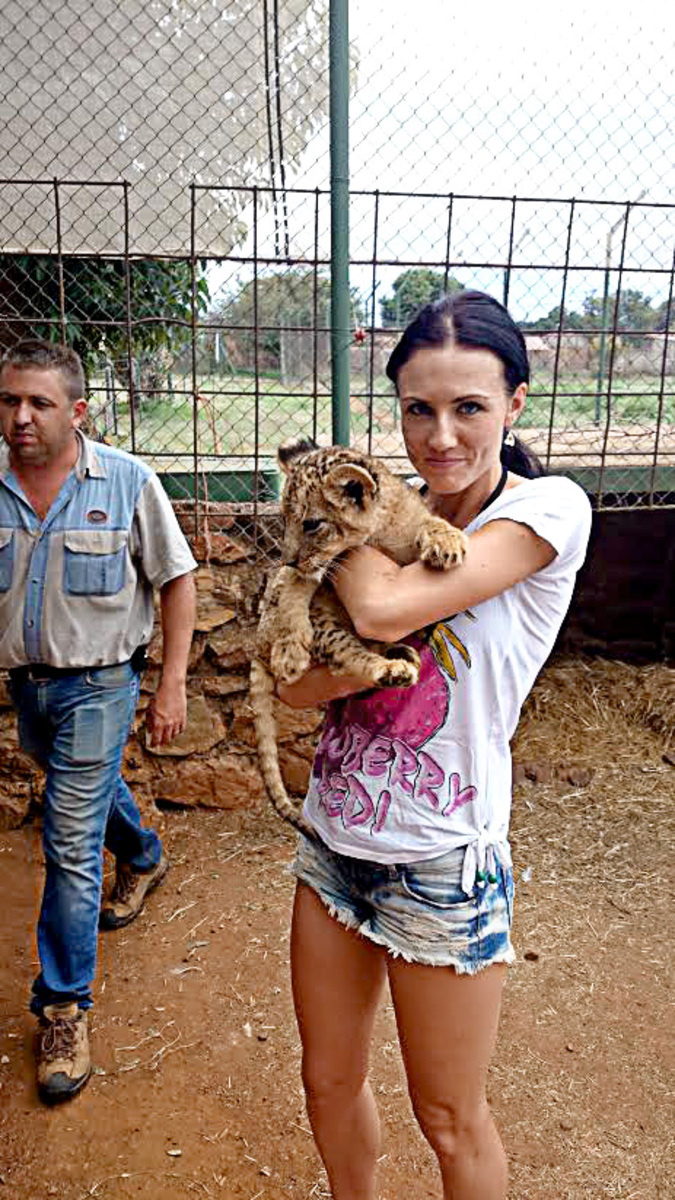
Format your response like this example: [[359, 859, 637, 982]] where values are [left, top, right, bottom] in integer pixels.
[[0, 340, 197, 1103]]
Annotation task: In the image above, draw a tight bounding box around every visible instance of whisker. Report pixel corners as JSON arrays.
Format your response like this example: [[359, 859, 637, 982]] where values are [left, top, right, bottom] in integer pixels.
[[324, 559, 347, 585]]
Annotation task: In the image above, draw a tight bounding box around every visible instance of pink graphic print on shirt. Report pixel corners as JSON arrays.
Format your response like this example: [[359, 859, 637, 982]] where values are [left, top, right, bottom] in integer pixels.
[[312, 626, 478, 836]]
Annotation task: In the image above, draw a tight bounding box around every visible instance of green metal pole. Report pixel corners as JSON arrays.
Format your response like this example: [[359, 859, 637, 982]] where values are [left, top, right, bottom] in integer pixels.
[[330, 0, 350, 445]]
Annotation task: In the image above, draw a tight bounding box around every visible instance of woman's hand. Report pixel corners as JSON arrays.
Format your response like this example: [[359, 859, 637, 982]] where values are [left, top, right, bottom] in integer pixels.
[[332, 520, 556, 643]]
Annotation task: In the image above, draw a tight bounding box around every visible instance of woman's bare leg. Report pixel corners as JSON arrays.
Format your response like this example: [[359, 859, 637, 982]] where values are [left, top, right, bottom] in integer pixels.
[[388, 959, 508, 1200], [291, 882, 387, 1200]]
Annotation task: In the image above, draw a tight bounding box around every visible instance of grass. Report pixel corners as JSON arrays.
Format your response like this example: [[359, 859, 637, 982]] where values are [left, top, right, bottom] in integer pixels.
[[524, 370, 675, 428], [87, 369, 675, 461]]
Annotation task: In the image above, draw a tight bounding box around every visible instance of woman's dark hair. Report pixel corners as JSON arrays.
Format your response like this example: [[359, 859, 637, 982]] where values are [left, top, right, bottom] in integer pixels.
[[386, 289, 544, 478]]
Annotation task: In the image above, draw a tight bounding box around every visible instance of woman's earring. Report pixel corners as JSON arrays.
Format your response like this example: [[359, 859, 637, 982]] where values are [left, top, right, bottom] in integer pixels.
[[503, 427, 516, 447]]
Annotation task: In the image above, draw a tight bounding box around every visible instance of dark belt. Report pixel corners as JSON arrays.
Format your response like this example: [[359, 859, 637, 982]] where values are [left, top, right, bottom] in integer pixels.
[[9, 646, 147, 684], [10, 663, 89, 682]]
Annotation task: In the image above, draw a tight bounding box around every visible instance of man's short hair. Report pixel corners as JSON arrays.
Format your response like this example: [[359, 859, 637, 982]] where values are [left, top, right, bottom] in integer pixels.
[[0, 340, 86, 403]]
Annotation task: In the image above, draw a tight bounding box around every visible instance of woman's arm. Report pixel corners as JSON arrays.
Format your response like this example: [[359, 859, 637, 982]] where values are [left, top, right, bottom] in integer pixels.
[[277, 518, 555, 706], [333, 519, 557, 643], [277, 666, 375, 710]]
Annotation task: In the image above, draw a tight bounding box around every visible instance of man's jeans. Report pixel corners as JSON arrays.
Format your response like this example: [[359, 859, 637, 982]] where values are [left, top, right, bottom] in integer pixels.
[[9, 661, 162, 1013]]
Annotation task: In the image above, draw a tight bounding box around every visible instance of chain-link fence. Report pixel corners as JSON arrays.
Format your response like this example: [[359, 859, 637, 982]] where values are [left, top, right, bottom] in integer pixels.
[[1, 1, 675, 560]]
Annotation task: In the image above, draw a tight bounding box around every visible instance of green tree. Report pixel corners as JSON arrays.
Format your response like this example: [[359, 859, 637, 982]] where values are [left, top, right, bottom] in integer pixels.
[[521, 304, 588, 332], [380, 270, 464, 328], [219, 270, 364, 367], [654, 298, 675, 332], [0, 254, 209, 382], [523, 288, 660, 336], [583, 288, 659, 348]]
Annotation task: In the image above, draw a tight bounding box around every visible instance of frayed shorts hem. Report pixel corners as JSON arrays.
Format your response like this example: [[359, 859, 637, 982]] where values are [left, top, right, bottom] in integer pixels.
[[314, 890, 516, 973], [292, 833, 516, 973]]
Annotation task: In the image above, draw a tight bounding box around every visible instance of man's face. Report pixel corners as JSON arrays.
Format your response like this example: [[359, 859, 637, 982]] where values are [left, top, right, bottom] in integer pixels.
[[0, 364, 86, 467]]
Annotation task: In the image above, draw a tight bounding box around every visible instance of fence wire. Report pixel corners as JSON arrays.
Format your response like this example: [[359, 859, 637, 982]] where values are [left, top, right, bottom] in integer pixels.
[[1, 1, 675, 562]]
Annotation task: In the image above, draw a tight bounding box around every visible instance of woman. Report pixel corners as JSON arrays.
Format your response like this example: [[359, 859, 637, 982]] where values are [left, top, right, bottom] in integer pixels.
[[278, 290, 591, 1200]]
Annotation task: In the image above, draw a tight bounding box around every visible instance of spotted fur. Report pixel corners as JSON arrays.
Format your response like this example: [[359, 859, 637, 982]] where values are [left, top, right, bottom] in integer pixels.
[[250, 440, 468, 838]]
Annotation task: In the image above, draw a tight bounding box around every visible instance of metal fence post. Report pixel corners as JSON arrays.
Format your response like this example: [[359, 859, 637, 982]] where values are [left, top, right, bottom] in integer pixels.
[[330, 0, 350, 446]]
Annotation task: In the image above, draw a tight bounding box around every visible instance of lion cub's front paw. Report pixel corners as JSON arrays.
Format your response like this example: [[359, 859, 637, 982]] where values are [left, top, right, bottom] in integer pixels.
[[373, 657, 420, 689], [270, 635, 311, 685], [417, 520, 469, 570], [384, 643, 421, 672]]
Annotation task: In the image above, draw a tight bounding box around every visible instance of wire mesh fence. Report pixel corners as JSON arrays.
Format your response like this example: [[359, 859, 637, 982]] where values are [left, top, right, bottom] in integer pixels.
[[2, 179, 674, 545], [1, 1, 675, 561]]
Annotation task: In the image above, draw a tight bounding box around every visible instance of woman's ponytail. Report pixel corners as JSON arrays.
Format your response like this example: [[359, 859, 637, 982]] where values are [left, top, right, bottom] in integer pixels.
[[501, 431, 545, 479]]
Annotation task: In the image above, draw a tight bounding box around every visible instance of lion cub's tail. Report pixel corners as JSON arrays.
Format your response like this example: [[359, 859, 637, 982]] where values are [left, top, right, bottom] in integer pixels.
[[249, 658, 317, 841]]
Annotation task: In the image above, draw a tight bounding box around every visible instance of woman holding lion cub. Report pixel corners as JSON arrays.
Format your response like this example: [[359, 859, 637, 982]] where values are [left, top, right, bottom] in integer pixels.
[[278, 290, 591, 1200]]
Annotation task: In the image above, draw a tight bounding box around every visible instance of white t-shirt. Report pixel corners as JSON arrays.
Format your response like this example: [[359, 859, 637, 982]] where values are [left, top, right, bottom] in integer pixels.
[[302, 475, 592, 889]]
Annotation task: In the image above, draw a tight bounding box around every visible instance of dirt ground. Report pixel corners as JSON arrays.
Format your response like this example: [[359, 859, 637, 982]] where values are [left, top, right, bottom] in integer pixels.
[[0, 657, 673, 1200]]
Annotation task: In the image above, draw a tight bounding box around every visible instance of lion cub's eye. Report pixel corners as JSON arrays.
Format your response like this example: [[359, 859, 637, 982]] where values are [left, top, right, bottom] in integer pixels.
[[302, 518, 324, 534]]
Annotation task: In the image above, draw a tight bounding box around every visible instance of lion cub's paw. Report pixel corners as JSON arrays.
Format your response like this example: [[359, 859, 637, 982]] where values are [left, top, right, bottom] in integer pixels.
[[384, 644, 421, 672], [373, 657, 420, 689], [270, 636, 311, 686], [417, 521, 469, 570]]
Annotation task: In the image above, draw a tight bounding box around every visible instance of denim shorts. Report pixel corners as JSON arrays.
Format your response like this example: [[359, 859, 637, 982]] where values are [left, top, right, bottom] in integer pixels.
[[292, 835, 515, 974]]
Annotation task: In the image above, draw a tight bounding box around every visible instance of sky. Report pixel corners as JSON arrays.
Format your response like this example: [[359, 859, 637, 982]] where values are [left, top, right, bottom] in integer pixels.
[[225, 0, 675, 322]]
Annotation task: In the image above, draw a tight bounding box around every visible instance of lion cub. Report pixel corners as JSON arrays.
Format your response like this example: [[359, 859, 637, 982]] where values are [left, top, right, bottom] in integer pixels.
[[250, 439, 468, 838]]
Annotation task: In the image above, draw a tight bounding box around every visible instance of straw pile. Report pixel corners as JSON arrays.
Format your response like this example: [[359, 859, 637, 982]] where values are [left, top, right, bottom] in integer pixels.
[[510, 654, 675, 890]]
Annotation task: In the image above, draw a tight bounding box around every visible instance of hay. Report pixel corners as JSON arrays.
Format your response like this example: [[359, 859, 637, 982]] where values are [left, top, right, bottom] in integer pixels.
[[514, 655, 675, 766], [502, 656, 674, 1199], [511, 655, 675, 892]]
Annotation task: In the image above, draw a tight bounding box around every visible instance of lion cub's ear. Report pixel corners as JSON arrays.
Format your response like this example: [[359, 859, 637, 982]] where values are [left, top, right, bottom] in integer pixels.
[[325, 463, 378, 510], [277, 437, 318, 475]]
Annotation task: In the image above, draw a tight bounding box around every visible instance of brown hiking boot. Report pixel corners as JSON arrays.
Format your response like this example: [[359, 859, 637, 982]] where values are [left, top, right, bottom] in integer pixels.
[[37, 1002, 91, 1104], [99, 854, 169, 930]]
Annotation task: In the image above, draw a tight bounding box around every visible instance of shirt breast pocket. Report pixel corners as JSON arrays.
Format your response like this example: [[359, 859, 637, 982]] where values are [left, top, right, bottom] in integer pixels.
[[63, 529, 128, 596], [0, 529, 15, 592]]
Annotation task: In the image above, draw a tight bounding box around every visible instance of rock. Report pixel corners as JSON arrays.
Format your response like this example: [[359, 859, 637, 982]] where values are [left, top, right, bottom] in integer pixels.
[[513, 760, 593, 788], [279, 748, 312, 796], [146, 631, 204, 672], [122, 742, 156, 783], [292, 737, 322, 763], [201, 674, 249, 697], [207, 625, 256, 670], [154, 755, 266, 809], [194, 605, 237, 634], [194, 566, 216, 593], [144, 695, 226, 757], [523, 762, 553, 784], [0, 716, 20, 753], [275, 702, 325, 742], [0, 782, 31, 830], [556, 764, 594, 787], [139, 666, 162, 694], [192, 533, 251, 564]]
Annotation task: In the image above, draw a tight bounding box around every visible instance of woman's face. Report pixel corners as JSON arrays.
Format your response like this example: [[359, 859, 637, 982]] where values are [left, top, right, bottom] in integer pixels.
[[397, 341, 527, 495]]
